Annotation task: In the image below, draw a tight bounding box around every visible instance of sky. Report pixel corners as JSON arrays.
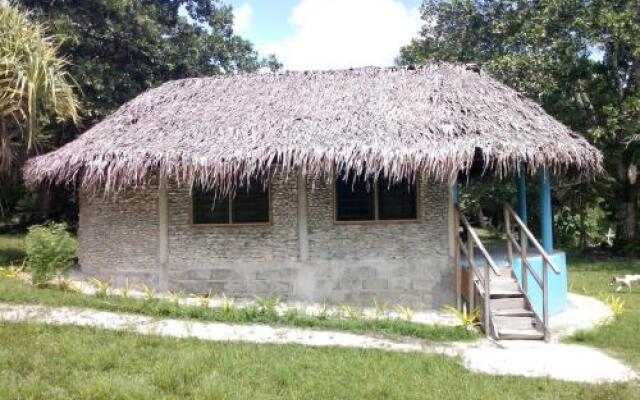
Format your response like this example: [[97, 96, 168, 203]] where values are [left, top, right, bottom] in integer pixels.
[[226, 0, 424, 71]]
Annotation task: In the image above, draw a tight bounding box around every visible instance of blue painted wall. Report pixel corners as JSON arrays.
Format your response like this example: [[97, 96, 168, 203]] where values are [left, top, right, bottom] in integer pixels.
[[512, 251, 567, 315]]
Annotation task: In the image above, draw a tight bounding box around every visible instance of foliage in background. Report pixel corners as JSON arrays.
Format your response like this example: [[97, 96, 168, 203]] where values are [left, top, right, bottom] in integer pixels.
[[399, 0, 640, 251], [24, 222, 76, 285], [0, 4, 79, 175], [18, 0, 278, 125], [2, 0, 280, 227]]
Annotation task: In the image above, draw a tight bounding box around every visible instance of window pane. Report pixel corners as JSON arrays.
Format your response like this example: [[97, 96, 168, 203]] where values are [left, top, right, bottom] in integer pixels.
[[193, 189, 230, 224], [378, 178, 417, 220], [232, 180, 270, 223], [336, 174, 375, 221]]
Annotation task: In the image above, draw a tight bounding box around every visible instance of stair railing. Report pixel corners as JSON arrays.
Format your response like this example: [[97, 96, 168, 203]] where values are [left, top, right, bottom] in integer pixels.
[[455, 205, 501, 338], [503, 204, 560, 342]]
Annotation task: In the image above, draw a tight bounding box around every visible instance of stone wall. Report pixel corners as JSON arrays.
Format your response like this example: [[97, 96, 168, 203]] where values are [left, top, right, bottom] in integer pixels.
[[78, 187, 160, 285], [78, 172, 455, 308]]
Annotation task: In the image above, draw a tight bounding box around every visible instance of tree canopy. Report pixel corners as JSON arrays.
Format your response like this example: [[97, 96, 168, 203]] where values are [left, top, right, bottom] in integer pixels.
[[1, 0, 278, 223], [18, 0, 278, 126], [399, 0, 640, 247]]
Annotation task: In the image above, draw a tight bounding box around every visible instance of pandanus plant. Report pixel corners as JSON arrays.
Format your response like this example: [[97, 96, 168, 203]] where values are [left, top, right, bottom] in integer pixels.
[[0, 4, 80, 175]]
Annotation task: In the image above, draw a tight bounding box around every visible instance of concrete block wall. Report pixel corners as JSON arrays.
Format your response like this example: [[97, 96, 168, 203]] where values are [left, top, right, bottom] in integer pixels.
[[77, 172, 455, 308], [78, 187, 160, 285]]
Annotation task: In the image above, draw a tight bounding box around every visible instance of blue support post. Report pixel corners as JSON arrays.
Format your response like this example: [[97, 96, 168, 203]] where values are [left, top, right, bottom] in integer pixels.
[[516, 168, 527, 224], [539, 166, 553, 253]]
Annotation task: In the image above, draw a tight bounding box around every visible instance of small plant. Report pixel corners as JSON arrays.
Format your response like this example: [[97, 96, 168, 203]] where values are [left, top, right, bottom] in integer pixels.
[[221, 294, 236, 314], [197, 290, 213, 308], [394, 305, 415, 321], [340, 303, 362, 319], [142, 284, 156, 302], [89, 278, 112, 297], [373, 298, 390, 318], [254, 296, 281, 317], [0, 263, 28, 282], [317, 303, 330, 320], [56, 277, 80, 293], [168, 291, 183, 305], [121, 278, 133, 299], [284, 307, 299, 320], [24, 223, 77, 286], [442, 305, 480, 329], [598, 294, 625, 318]]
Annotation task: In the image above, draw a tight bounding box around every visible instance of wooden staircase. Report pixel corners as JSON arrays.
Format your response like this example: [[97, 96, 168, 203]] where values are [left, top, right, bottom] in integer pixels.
[[478, 268, 544, 340], [455, 205, 561, 342]]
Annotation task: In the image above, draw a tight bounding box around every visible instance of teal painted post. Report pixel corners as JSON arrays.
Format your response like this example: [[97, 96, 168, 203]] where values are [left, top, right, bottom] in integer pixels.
[[516, 168, 527, 224], [539, 167, 553, 253]]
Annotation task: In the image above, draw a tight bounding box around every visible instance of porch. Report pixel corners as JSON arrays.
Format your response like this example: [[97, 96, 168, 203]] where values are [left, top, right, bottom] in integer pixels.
[[454, 168, 567, 342]]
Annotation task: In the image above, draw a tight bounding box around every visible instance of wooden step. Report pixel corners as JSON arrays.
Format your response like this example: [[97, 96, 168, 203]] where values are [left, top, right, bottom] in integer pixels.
[[492, 315, 544, 340], [497, 328, 545, 340], [491, 297, 527, 311], [475, 279, 523, 298], [492, 309, 535, 317], [493, 315, 538, 330]]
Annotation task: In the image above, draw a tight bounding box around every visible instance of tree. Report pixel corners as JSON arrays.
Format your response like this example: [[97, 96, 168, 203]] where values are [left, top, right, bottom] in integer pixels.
[[18, 0, 275, 126], [398, 0, 640, 248], [1, 0, 278, 225], [0, 4, 80, 176]]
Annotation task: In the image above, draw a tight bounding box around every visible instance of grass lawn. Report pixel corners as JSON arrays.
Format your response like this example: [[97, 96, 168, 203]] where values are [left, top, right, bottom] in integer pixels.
[[1, 322, 637, 400], [0, 234, 639, 398], [566, 254, 640, 369]]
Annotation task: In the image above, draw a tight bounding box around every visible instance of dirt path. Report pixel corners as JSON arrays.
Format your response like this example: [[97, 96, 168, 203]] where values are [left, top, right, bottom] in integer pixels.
[[0, 302, 635, 384]]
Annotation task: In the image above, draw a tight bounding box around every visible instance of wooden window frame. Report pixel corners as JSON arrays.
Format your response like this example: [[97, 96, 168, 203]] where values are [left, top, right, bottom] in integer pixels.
[[333, 175, 421, 225], [190, 183, 272, 227]]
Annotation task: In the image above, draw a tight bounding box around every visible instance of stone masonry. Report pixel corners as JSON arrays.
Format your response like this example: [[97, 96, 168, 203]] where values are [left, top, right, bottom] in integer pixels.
[[78, 172, 455, 308]]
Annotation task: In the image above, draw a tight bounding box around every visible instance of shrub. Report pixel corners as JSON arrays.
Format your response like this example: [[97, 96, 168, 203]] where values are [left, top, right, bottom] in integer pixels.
[[25, 223, 77, 286]]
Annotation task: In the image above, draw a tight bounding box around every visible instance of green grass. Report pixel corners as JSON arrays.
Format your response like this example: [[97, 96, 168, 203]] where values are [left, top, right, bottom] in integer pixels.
[[0, 277, 477, 342], [0, 234, 25, 266], [1, 322, 637, 400], [1, 232, 640, 395], [566, 255, 640, 369]]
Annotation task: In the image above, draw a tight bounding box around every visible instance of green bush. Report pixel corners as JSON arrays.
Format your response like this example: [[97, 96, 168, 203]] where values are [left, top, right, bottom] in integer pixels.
[[25, 223, 77, 286]]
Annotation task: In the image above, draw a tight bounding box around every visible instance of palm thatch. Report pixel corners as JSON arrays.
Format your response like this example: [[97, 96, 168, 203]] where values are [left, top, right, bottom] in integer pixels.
[[24, 63, 602, 195]]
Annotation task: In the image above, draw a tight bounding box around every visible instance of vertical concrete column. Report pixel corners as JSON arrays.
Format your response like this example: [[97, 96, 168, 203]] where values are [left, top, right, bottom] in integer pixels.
[[297, 169, 309, 262], [516, 166, 528, 225], [158, 174, 169, 291], [539, 166, 553, 253]]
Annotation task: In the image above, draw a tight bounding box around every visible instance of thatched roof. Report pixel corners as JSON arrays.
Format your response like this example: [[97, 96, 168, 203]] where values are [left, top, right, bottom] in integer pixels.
[[24, 63, 602, 194]]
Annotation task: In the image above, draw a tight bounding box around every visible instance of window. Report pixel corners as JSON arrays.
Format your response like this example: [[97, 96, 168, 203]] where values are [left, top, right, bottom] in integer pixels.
[[192, 179, 270, 224], [335, 172, 417, 222]]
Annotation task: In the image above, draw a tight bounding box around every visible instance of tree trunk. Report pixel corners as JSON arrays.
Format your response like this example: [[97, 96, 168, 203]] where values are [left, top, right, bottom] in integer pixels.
[[579, 208, 587, 252], [617, 183, 638, 243], [477, 208, 487, 229]]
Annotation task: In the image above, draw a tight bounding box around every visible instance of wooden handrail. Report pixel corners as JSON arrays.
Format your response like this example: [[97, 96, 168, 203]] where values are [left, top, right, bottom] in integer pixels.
[[506, 234, 544, 287], [456, 206, 502, 276], [504, 205, 561, 274], [458, 236, 486, 283], [455, 206, 499, 338]]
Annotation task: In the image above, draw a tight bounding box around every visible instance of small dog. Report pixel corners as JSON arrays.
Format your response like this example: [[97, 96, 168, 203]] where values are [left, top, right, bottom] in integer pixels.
[[610, 275, 640, 292]]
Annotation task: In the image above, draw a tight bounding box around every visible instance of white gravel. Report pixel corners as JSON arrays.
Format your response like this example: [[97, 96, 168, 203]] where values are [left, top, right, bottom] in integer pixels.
[[0, 296, 636, 384], [549, 293, 613, 339]]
